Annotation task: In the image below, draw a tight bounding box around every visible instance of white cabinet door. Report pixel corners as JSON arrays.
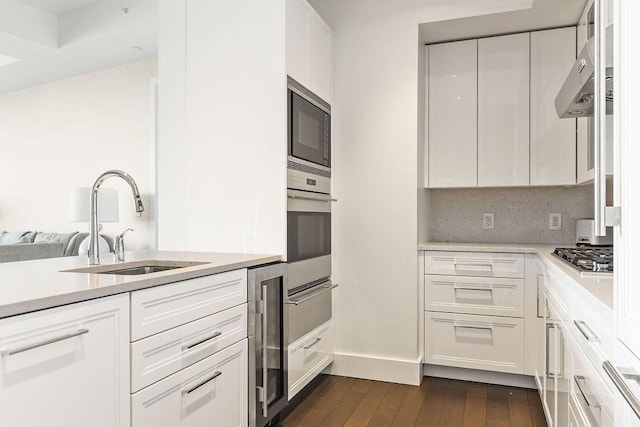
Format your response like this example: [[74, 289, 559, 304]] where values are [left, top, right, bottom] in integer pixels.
[[577, 0, 594, 184], [530, 28, 577, 186], [0, 294, 129, 427], [309, 10, 332, 103], [286, 0, 310, 89], [616, 0, 640, 364], [428, 40, 478, 188], [478, 33, 530, 187], [286, 0, 332, 102]]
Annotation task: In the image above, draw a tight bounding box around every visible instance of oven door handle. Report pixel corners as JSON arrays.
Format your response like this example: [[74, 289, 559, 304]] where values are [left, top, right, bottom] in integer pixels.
[[287, 190, 338, 202], [286, 283, 339, 306]]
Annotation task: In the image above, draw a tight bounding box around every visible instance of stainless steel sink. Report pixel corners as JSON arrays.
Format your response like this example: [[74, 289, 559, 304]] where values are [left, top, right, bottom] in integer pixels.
[[64, 260, 208, 275], [95, 265, 182, 275]]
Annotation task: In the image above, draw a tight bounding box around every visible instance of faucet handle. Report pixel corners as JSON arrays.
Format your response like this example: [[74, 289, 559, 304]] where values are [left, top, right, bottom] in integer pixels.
[[114, 228, 134, 262], [117, 228, 134, 239]]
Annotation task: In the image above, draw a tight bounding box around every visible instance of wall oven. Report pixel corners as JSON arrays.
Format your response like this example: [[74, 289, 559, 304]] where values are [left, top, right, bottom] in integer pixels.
[[287, 76, 331, 195], [287, 189, 331, 290], [248, 263, 288, 427]]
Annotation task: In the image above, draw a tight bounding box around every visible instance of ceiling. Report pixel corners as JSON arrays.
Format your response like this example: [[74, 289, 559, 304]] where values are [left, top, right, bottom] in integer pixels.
[[421, 0, 588, 44], [16, 0, 100, 16], [0, 0, 157, 94]]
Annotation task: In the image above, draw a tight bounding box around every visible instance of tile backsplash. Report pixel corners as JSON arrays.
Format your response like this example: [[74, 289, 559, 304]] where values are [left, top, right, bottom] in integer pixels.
[[428, 186, 594, 244]]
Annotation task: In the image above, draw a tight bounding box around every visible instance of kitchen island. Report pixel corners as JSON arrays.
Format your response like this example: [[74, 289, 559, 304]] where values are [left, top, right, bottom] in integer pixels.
[[0, 251, 280, 427]]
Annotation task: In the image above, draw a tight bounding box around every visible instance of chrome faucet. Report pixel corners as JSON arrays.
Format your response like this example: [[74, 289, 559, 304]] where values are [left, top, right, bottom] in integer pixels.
[[88, 170, 145, 265]]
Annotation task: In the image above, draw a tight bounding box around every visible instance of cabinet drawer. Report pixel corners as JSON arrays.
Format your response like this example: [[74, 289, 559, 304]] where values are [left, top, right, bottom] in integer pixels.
[[132, 339, 247, 427], [425, 312, 525, 374], [425, 275, 524, 317], [131, 268, 247, 341], [131, 304, 247, 393], [288, 320, 334, 399], [425, 251, 525, 278]]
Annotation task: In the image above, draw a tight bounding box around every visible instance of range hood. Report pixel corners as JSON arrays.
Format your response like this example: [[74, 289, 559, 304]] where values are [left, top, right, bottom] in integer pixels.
[[555, 26, 613, 119]]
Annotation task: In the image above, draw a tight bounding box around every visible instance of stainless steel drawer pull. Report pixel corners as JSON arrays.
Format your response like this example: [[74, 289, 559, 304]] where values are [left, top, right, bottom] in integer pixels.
[[182, 371, 222, 395], [454, 324, 493, 332], [454, 263, 494, 273], [182, 331, 223, 351], [603, 361, 640, 419], [303, 337, 322, 350], [286, 283, 338, 306], [453, 286, 492, 292], [574, 320, 600, 343], [575, 375, 601, 410], [1, 328, 89, 357]]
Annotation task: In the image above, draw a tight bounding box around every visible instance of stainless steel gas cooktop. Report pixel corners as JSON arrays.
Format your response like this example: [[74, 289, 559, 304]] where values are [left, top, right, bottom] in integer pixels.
[[553, 247, 613, 273]]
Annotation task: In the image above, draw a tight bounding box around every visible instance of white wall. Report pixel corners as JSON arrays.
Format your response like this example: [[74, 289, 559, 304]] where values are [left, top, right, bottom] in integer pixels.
[[310, 0, 535, 385], [157, 0, 287, 256], [0, 57, 158, 251]]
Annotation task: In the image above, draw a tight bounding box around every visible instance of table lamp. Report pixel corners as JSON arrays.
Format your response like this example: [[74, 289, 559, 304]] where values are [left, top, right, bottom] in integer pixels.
[[69, 187, 119, 255]]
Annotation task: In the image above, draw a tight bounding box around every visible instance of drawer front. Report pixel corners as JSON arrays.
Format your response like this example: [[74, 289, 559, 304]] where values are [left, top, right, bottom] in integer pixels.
[[568, 330, 615, 425], [131, 339, 247, 427], [131, 269, 247, 341], [131, 304, 247, 393], [425, 251, 525, 278], [425, 312, 525, 374], [425, 274, 525, 317], [288, 320, 334, 399]]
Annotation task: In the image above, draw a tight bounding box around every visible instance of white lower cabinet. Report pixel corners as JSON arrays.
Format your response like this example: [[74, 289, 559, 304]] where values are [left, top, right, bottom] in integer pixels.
[[0, 294, 130, 427], [288, 319, 333, 399], [424, 311, 524, 374], [132, 339, 248, 427], [423, 250, 527, 376]]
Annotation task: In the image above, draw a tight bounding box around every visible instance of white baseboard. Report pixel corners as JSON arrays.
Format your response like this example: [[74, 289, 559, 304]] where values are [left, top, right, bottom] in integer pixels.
[[423, 364, 537, 389], [324, 352, 422, 386]]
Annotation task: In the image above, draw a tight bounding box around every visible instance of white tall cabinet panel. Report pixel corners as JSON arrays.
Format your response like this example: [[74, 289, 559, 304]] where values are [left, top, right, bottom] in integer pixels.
[[286, 0, 332, 102], [0, 295, 129, 427], [530, 28, 577, 186], [616, 0, 640, 364], [477, 33, 530, 187], [158, 0, 288, 256], [428, 40, 478, 188], [577, 0, 594, 184]]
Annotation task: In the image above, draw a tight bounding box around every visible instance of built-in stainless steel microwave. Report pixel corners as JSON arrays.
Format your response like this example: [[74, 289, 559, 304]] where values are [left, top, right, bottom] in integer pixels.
[[287, 76, 331, 195]]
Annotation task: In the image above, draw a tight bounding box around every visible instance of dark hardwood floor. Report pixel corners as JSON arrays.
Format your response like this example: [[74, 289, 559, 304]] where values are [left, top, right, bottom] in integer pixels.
[[280, 375, 547, 427]]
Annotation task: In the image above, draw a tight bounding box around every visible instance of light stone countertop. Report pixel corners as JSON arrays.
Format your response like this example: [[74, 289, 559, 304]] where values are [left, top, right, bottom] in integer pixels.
[[419, 242, 614, 310], [0, 251, 281, 319]]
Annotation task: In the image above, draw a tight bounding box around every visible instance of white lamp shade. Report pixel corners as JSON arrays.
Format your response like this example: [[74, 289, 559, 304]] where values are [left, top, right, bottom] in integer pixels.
[[69, 187, 119, 223]]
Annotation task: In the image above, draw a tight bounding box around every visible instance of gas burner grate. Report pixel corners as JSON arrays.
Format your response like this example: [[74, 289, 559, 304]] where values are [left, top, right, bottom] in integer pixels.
[[553, 247, 613, 273]]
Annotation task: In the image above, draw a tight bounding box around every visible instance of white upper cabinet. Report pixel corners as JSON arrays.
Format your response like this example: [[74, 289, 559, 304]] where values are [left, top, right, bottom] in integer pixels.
[[286, 0, 332, 103], [477, 33, 530, 187], [530, 27, 577, 186], [428, 40, 478, 188]]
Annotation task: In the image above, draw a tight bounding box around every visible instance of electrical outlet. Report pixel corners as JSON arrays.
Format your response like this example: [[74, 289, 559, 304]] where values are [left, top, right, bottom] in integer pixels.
[[549, 213, 562, 230], [483, 213, 495, 230]]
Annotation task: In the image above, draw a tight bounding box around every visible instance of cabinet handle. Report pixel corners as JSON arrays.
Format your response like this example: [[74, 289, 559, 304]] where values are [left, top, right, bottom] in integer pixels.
[[574, 320, 600, 343], [454, 263, 494, 272], [575, 375, 602, 410], [182, 331, 222, 351], [603, 361, 640, 419], [286, 283, 338, 305], [536, 274, 544, 318], [454, 324, 493, 333], [182, 371, 222, 395], [260, 282, 269, 418], [546, 323, 556, 378], [453, 286, 493, 292], [303, 337, 322, 350], [1, 328, 89, 357]]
